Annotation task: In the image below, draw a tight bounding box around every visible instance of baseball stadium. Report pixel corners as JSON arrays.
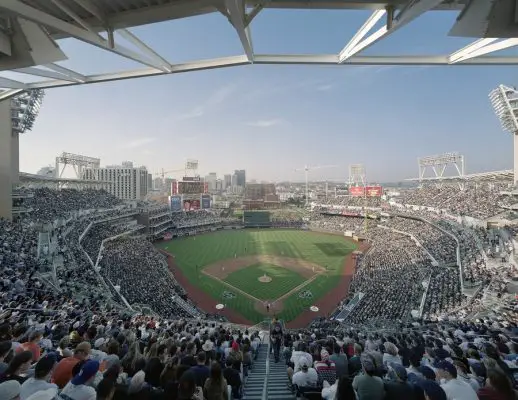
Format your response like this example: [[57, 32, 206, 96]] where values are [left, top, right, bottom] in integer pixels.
[[1, 1, 518, 400]]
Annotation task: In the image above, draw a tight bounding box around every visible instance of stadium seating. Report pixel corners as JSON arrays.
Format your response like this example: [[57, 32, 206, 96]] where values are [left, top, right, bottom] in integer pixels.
[[0, 186, 517, 399]]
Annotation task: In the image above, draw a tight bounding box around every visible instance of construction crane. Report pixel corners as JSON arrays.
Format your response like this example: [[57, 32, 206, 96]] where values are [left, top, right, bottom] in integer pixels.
[[154, 168, 185, 180], [294, 165, 338, 205]]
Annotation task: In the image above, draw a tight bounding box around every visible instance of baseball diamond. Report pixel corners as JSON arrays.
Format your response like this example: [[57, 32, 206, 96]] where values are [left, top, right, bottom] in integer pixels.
[[157, 229, 357, 324]]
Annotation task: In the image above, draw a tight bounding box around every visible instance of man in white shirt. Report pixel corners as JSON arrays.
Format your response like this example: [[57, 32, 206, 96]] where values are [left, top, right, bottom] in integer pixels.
[[292, 359, 318, 398], [436, 360, 478, 400]]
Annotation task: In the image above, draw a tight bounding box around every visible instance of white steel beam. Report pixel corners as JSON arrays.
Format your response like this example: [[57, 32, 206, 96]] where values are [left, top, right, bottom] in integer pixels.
[[225, 0, 254, 62], [0, 89, 24, 101], [0, 0, 170, 72], [449, 38, 518, 64], [340, 0, 444, 62], [44, 63, 87, 83], [0, 76, 27, 89], [117, 29, 173, 73], [4, 53, 518, 92], [14, 66, 80, 82], [339, 9, 385, 63], [25, 55, 250, 89]]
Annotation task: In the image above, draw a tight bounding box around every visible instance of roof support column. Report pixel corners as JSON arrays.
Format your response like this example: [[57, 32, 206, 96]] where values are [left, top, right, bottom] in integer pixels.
[[0, 98, 13, 220]]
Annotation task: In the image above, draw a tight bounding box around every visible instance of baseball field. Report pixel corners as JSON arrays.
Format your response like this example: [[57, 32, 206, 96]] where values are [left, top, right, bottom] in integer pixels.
[[156, 229, 358, 325]]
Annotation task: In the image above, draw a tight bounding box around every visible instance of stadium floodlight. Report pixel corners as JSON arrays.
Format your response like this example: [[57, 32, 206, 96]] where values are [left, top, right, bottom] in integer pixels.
[[295, 165, 338, 206], [10, 89, 44, 134], [489, 85, 518, 184]]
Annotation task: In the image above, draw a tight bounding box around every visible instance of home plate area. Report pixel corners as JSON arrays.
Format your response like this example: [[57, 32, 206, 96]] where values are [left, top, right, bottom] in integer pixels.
[[201, 255, 325, 315]]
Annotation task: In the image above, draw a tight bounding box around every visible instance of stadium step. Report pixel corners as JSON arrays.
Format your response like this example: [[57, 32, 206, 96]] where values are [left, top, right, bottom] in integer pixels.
[[267, 352, 296, 400], [243, 344, 268, 400]]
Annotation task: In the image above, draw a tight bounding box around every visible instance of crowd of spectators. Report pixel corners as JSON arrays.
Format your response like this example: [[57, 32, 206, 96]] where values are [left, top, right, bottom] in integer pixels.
[[23, 188, 122, 223], [2, 185, 518, 399], [398, 185, 515, 220], [281, 317, 518, 400]]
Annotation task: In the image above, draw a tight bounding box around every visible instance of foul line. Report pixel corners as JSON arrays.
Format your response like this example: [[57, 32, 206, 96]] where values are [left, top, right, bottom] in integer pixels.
[[201, 270, 265, 303], [202, 269, 325, 305]]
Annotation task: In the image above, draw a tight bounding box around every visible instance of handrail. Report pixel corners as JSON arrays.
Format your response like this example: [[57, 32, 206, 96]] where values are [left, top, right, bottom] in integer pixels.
[[262, 321, 271, 400]]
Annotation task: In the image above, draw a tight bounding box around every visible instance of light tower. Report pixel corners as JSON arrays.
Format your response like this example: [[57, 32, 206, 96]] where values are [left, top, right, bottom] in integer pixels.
[[348, 164, 366, 187], [295, 165, 337, 206], [489, 85, 518, 185]]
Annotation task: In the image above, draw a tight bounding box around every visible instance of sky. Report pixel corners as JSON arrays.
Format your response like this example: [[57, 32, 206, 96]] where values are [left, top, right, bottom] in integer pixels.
[[7, 8, 518, 183]]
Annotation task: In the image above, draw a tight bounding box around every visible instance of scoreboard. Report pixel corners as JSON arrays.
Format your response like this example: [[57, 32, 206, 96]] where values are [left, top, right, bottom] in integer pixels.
[[177, 181, 205, 194]]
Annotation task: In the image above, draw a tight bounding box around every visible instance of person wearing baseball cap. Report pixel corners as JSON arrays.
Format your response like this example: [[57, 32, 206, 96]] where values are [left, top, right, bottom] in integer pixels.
[[416, 379, 447, 400], [384, 362, 416, 400], [0, 380, 21, 400], [436, 360, 478, 400], [51, 342, 91, 389], [20, 353, 58, 400], [352, 352, 385, 400], [292, 358, 318, 391], [59, 360, 99, 400]]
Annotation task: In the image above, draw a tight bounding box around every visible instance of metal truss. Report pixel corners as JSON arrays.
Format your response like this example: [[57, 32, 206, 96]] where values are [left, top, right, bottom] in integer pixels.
[[0, 0, 517, 94], [417, 152, 465, 183], [348, 164, 366, 187], [490, 85, 518, 134], [55, 152, 101, 180], [414, 152, 466, 188]]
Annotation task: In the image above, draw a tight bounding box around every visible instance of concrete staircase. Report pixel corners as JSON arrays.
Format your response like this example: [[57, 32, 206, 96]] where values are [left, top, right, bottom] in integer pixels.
[[243, 344, 267, 400], [267, 349, 296, 400]]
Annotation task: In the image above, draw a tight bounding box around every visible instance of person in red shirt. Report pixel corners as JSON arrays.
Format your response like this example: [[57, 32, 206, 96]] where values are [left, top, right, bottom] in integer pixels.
[[16, 332, 42, 362], [51, 341, 91, 389]]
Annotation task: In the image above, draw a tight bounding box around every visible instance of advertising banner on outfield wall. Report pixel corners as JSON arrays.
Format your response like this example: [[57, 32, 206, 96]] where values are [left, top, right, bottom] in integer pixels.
[[169, 195, 182, 212], [349, 186, 364, 196], [201, 194, 211, 209], [365, 186, 383, 197]]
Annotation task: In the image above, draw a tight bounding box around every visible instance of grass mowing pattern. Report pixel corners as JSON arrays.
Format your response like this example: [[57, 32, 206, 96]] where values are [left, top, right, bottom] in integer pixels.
[[157, 229, 356, 323], [223, 263, 307, 301]]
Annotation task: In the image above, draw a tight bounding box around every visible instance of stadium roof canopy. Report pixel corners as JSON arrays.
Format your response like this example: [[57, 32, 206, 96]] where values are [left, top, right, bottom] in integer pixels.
[[0, 0, 517, 98], [406, 169, 515, 183]]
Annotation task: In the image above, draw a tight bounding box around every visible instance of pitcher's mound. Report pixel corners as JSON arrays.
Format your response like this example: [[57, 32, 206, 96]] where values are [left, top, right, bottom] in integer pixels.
[[258, 274, 272, 283]]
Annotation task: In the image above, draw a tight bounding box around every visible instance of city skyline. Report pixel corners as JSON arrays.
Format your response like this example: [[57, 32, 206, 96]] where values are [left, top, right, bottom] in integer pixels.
[[14, 10, 517, 182]]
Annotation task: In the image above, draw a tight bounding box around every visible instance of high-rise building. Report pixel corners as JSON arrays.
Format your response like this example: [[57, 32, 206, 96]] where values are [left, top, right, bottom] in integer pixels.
[[147, 173, 153, 191], [205, 172, 217, 192], [234, 170, 246, 187], [83, 162, 148, 200], [223, 174, 232, 189], [153, 177, 163, 191]]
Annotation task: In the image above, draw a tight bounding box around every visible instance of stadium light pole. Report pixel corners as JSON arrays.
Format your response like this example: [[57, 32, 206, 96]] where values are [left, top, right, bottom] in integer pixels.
[[294, 165, 338, 206], [489, 85, 518, 185]]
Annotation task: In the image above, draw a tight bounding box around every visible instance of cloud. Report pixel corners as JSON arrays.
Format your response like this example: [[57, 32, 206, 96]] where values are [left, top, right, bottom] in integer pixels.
[[169, 85, 236, 122], [316, 84, 333, 91], [172, 107, 204, 121], [125, 137, 156, 148], [247, 119, 284, 128]]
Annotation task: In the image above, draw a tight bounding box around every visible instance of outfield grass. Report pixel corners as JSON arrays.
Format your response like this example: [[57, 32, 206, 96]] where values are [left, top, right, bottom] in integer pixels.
[[224, 263, 306, 301], [157, 229, 356, 323]]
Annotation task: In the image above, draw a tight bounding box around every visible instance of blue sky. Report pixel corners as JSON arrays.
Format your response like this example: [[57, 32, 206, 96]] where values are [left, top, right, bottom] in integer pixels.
[[16, 9, 517, 183]]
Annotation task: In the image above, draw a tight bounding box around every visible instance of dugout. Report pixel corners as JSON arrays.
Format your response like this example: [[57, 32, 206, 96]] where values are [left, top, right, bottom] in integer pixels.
[[243, 211, 271, 227]]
